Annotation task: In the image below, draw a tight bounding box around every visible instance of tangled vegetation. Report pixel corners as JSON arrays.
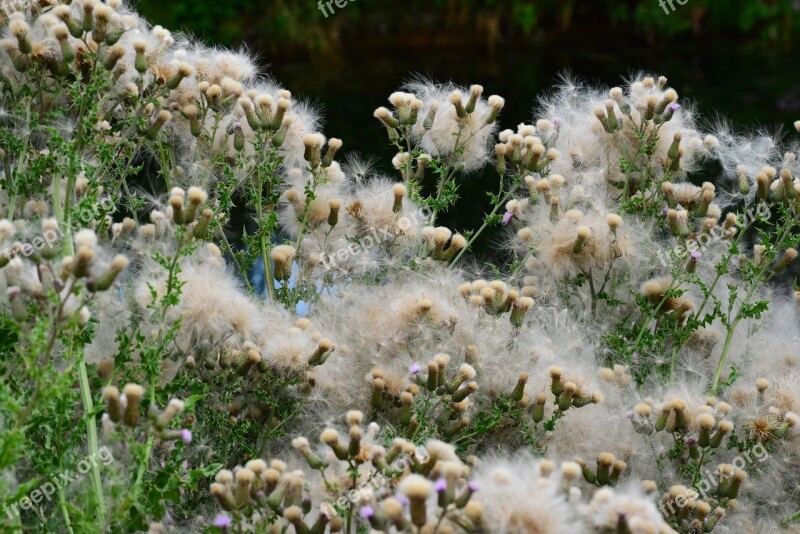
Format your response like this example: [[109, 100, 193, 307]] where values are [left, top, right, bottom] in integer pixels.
[[1, 1, 800, 533]]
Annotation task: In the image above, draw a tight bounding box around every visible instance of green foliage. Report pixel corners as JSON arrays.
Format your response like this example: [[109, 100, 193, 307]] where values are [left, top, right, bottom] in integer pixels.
[[138, 0, 800, 50]]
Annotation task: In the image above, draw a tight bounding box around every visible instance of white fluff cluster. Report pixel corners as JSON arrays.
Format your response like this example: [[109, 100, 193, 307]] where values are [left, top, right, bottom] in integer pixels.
[[2, 4, 800, 534]]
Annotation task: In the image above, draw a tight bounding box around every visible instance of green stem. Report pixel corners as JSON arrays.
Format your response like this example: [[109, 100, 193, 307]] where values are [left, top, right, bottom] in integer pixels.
[[129, 434, 155, 510], [429, 125, 469, 225], [77, 357, 107, 527], [629, 285, 678, 357], [261, 238, 275, 302], [58, 476, 75, 534], [3, 156, 14, 219], [220, 232, 254, 294], [781, 510, 800, 527], [428, 169, 454, 226], [449, 189, 516, 266], [710, 214, 797, 392], [691, 215, 758, 321], [710, 325, 736, 394]]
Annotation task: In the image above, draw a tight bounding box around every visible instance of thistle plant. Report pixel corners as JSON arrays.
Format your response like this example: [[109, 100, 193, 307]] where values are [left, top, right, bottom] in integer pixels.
[[2, 3, 800, 533]]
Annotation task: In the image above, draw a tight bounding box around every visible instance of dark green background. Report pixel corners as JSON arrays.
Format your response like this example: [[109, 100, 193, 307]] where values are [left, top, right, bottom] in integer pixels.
[[136, 0, 800, 257]]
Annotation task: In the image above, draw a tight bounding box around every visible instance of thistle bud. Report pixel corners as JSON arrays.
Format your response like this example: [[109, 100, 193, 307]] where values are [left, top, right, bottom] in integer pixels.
[[145, 110, 171, 140], [725, 469, 747, 499], [697, 413, 715, 447], [666, 133, 682, 161], [122, 384, 144, 427], [235, 349, 259, 376], [210, 483, 236, 511], [165, 62, 193, 90], [495, 144, 507, 175], [154, 398, 185, 430], [644, 95, 658, 121], [442, 234, 467, 262], [575, 457, 596, 485], [426, 361, 439, 392], [572, 226, 591, 254], [238, 98, 261, 131], [710, 420, 733, 448], [610, 460, 626, 485], [596, 452, 615, 485], [486, 95, 504, 124], [399, 475, 433, 528], [374, 107, 398, 129], [344, 425, 361, 459], [558, 381, 576, 411], [192, 209, 213, 240], [781, 169, 796, 199], [327, 199, 341, 227], [322, 138, 342, 168], [9, 19, 31, 55], [449, 91, 467, 119], [392, 183, 407, 213], [87, 255, 129, 292], [320, 428, 348, 460], [72, 245, 94, 278], [756, 172, 770, 200], [273, 98, 291, 130], [271, 245, 296, 282], [132, 39, 148, 74], [451, 382, 478, 403], [283, 506, 310, 534], [306, 338, 333, 367], [774, 248, 798, 275], [103, 386, 122, 423], [604, 100, 619, 131], [423, 102, 438, 130], [303, 133, 324, 169], [737, 166, 750, 195], [293, 437, 328, 469], [549, 366, 563, 396], [509, 373, 528, 403], [593, 107, 609, 132], [531, 393, 546, 423], [465, 84, 483, 114]]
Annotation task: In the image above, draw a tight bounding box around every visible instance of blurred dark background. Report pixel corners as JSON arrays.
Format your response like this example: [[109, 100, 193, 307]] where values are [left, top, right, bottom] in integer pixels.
[[136, 0, 800, 257]]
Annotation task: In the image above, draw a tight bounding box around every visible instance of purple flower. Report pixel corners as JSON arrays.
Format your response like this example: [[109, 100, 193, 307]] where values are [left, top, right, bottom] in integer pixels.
[[690, 250, 702, 260], [669, 103, 681, 112], [396, 494, 410, 507], [181, 429, 192, 444], [502, 211, 514, 225], [434, 478, 447, 492], [213, 513, 232, 529], [360, 505, 375, 519], [468, 480, 480, 492], [409, 363, 422, 375]]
